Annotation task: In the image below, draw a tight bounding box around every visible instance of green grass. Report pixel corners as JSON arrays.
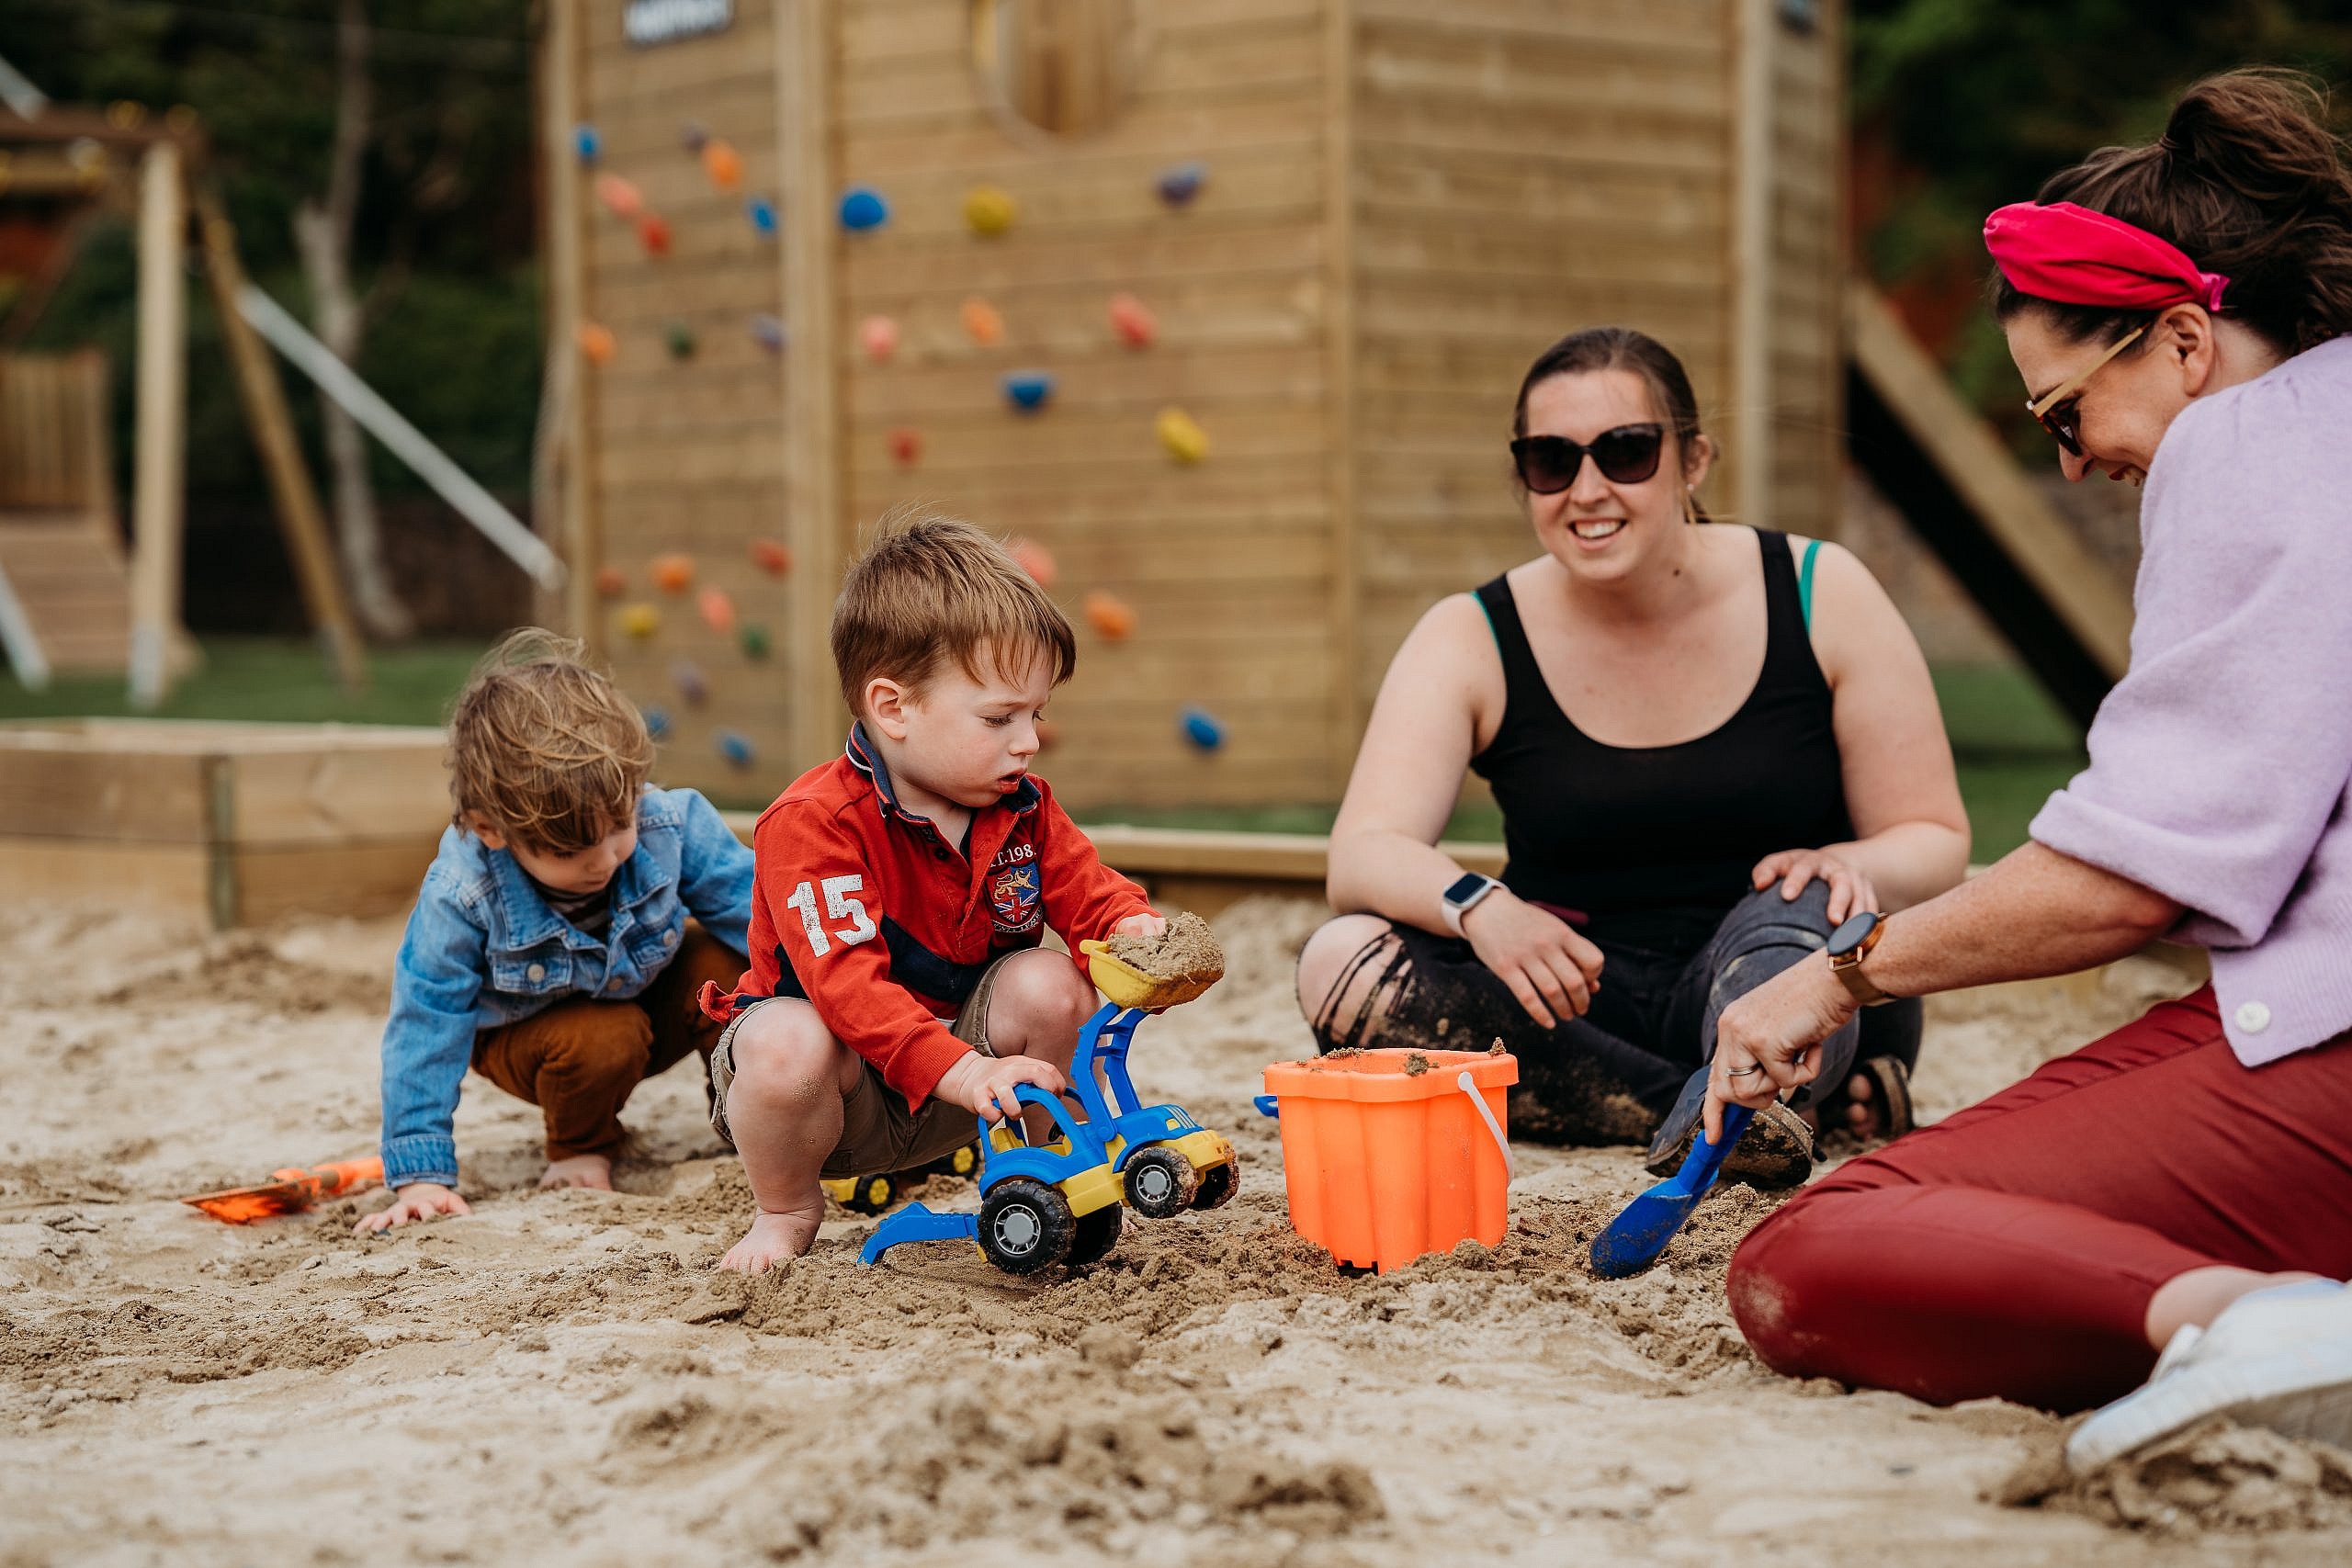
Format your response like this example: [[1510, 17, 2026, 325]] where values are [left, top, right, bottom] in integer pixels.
[[1, 641, 2083, 859], [0, 637, 486, 728]]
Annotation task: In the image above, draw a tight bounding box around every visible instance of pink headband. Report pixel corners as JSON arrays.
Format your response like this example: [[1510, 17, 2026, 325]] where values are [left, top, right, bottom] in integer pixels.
[[1984, 200, 2230, 312]]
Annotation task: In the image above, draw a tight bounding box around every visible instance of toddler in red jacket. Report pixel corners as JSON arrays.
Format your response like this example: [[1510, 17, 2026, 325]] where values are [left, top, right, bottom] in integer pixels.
[[700, 513, 1164, 1270]]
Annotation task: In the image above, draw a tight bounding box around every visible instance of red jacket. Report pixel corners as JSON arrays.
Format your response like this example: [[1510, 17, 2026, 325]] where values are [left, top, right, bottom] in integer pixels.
[[702, 726, 1151, 1108]]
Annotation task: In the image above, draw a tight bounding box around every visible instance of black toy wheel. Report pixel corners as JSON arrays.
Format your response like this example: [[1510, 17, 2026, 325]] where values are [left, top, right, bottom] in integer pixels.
[[1189, 1157, 1239, 1211], [977, 1178, 1076, 1275], [1122, 1147, 1198, 1219], [939, 1142, 980, 1179], [843, 1172, 899, 1215], [1065, 1204, 1123, 1267]]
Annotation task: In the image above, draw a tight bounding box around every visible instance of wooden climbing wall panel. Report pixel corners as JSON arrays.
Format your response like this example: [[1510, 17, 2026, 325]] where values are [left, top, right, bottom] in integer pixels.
[[1762, 2, 1845, 541], [565, 0, 797, 802], [1344, 0, 1740, 721], [838, 0, 1339, 809]]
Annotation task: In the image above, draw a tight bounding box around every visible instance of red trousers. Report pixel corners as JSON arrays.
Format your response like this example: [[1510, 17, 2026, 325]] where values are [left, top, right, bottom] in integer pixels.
[[1727, 986, 2352, 1413]]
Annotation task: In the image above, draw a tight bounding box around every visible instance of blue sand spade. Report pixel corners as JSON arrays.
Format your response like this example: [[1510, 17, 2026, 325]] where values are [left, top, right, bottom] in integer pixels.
[[1589, 1105, 1754, 1279]]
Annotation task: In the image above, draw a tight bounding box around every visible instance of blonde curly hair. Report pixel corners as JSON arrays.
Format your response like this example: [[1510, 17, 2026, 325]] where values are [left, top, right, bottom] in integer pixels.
[[447, 629, 652, 854]]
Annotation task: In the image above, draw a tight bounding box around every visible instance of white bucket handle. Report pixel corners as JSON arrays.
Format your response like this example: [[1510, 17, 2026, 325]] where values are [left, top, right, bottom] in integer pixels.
[[1456, 1070, 1512, 1182]]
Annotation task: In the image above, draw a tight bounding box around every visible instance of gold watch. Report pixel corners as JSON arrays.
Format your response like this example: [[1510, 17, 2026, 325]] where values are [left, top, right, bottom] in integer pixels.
[[1826, 911, 1896, 1006]]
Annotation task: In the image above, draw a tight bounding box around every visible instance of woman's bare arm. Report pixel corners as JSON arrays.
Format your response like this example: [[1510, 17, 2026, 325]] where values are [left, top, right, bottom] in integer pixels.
[[1803, 541, 1973, 910]]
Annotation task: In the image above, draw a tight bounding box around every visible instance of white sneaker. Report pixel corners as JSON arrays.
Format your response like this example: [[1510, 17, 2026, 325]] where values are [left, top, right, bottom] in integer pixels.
[[2067, 1279, 2352, 1473]]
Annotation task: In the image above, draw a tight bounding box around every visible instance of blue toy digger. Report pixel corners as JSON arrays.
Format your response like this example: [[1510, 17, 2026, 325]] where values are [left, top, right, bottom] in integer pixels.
[[860, 941, 1236, 1275]]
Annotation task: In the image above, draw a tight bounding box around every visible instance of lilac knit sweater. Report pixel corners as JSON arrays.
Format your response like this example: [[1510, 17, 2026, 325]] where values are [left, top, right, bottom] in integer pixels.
[[2030, 334, 2352, 1065]]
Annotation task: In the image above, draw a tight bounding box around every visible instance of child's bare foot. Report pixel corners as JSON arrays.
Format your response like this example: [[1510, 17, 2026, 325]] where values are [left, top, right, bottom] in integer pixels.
[[539, 1153, 615, 1190], [720, 1204, 821, 1272]]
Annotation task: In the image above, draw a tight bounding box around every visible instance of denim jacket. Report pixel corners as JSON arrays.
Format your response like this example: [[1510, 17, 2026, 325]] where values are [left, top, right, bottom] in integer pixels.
[[379, 786, 753, 1190]]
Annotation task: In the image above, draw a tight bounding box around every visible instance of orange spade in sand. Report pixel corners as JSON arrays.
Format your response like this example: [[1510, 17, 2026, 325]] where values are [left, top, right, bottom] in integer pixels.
[[184, 1158, 383, 1224]]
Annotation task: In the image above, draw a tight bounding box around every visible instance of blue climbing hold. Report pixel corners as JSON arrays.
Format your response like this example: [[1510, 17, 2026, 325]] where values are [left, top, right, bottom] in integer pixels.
[[1157, 161, 1206, 207], [717, 729, 755, 768], [1180, 706, 1225, 751], [838, 186, 890, 231], [573, 124, 601, 164], [747, 196, 778, 236], [644, 706, 672, 741], [1002, 370, 1056, 414]]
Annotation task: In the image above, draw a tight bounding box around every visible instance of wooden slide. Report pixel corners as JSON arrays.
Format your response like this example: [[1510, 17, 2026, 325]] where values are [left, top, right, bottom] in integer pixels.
[[1845, 283, 2136, 727]]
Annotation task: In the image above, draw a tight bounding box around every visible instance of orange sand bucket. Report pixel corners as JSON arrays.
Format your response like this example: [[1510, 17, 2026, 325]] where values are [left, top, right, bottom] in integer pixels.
[[1260, 1050, 1517, 1273]]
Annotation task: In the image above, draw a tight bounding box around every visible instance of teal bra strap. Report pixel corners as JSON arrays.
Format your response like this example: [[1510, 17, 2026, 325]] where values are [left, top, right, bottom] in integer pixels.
[[1798, 537, 1821, 632]]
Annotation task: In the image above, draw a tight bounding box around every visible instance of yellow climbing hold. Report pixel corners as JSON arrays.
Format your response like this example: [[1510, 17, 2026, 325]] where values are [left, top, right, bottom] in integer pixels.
[[1156, 407, 1209, 465], [963, 184, 1017, 236], [618, 603, 661, 640]]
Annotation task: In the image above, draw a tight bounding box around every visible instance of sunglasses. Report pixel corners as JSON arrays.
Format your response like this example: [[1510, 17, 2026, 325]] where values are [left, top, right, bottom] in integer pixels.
[[2027, 326, 2144, 457], [1510, 423, 1665, 493]]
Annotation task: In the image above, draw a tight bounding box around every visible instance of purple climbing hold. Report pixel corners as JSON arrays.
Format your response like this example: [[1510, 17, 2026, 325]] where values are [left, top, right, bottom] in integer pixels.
[[673, 659, 709, 706], [750, 313, 786, 353], [1157, 161, 1206, 207]]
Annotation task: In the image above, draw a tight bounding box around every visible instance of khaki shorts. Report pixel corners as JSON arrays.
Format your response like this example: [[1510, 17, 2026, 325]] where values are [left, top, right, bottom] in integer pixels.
[[707, 953, 1016, 1179]]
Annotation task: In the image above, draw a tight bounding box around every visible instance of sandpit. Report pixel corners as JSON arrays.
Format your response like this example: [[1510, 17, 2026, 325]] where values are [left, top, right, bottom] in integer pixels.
[[4, 897, 2346, 1565]]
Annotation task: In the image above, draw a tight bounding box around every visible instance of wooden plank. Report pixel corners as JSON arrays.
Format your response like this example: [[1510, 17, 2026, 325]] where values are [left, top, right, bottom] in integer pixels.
[[1730, 0, 1775, 535], [231, 841, 442, 927], [1847, 282, 2132, 680], [847, 342, 1325, 418], [0, 838, 212, 919], [1325, 0, 1359, 801], [1352, 0, 1728, 53], [842, 96, 1326, 177], [842, 221, 1324, 299], [227, 743, 451, 849], [0, 749, 209, 840], [840, 0, 1321, 63], [127, 139, 187, 709]]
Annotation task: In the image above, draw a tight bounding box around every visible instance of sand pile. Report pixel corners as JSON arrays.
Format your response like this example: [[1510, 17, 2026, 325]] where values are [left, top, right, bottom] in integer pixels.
[[1104, 909, 1226, 980], [1, 895, 2343, 1566], [1999, 1418, 2352, 1535]]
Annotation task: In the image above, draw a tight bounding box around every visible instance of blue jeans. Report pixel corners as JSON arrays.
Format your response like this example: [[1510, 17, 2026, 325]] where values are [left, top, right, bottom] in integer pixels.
[[1306, 883, 1921, 1144]]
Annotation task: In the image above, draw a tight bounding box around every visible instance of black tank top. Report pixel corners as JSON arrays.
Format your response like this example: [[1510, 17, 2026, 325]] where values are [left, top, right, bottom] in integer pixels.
[[1468, 529, 1853, 951]]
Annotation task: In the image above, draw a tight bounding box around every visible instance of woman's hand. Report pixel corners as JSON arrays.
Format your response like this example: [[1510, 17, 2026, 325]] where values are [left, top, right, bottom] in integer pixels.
[[355, 1181, 471, 1235], [1705, 953, 1857, 1140], [1459, 889, 1604, 1028], [1752, 847, 1878, 924]]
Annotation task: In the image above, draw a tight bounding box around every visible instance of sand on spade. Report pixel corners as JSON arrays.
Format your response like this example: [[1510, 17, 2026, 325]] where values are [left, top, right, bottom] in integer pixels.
[[1103, 909, 1226, 980], [0, 896, 2342, 1565]]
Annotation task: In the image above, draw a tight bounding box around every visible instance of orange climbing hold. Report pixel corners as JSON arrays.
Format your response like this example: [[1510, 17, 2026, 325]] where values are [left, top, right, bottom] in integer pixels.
[[1084, 590, 1137, 641], [698, 586, 737, 634], [650, 554, 695, 593], [859, 315, 899, 363], [750, 538, 792, 576], [1009, 537, 1057, 587], [700, 138, 742, 191], [1108, 291, 1157, 348], [575, 321, 617, 366], [961, 297, 1005, 346], [888, 427, 922, 468], [594, 565, 627, 598], [636, 213, 673, 256], [594, 172, 643, 219]]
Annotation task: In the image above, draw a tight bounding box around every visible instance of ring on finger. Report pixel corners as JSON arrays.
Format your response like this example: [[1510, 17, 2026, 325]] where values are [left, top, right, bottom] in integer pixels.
[[1725, 1064, 1766, 1077]]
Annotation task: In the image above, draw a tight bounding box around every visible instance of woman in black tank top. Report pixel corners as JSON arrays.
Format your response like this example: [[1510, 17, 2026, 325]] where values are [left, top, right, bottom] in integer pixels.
[[1295, 329, 1971, 1183]]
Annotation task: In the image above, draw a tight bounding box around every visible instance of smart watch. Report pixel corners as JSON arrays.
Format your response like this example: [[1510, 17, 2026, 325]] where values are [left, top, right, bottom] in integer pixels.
[[1440, 873, 1500, 938], [1826, 910, 1896, 1006]]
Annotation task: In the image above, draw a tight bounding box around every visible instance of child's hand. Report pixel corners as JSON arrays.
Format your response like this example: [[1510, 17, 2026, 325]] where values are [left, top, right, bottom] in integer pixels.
[[355, 1181, 472, 1235], [936, 1051, 1069, 1127], [1111, 911, 1167, 939]]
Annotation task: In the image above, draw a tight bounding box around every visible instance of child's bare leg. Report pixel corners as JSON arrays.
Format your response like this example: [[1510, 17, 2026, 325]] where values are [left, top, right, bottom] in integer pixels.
[[541, 1153, 614, 1190], [717, 1001, 864, 1271], [978, 950, 1099, 1137]]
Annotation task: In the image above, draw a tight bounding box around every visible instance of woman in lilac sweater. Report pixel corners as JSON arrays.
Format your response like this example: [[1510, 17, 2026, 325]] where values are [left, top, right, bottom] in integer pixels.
[[1709, 70, 2352, 1471]]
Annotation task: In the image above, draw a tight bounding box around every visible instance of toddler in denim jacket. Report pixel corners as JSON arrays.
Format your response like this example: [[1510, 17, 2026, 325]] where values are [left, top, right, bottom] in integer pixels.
[[357, 631, 754, 1234]]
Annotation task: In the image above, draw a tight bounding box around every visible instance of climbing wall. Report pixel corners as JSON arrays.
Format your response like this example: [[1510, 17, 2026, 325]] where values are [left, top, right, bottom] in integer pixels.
[[560, 0, 797, 800], [548, 0, 1846, 812]]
